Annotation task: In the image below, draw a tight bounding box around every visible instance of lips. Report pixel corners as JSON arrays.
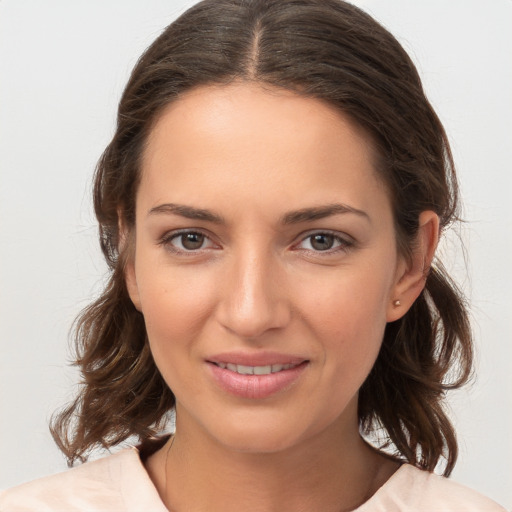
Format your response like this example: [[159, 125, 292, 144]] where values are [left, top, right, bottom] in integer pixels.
[[206, 352, 309, 399]]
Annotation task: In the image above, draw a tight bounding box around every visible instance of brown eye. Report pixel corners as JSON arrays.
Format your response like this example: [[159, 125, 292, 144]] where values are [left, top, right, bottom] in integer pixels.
[[160, 230, 219, 255], [180, 232, 205, 250], [296, 232, 353, 254], [310, 234, 335, 251]]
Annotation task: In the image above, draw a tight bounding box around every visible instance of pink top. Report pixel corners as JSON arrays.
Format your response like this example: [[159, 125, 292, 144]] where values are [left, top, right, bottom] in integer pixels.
[[0, 447, 506, 511]]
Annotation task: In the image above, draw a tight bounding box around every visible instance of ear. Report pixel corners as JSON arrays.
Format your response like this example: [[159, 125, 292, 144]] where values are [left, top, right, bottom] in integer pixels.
[[386, 211, 439, 322], [125, 257, 142, 312], [119, 215, 142, 312]]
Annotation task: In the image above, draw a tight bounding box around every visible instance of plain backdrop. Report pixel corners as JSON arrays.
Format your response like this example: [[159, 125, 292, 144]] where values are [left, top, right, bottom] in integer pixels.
[[1, 0, 511, 507]]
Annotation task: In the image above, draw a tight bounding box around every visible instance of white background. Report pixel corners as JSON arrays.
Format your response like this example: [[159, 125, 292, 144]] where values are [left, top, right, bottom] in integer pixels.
[[1, 0, 511, 507]]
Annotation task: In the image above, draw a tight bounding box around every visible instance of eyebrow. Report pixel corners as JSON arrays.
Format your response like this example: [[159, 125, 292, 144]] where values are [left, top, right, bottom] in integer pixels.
[[281, 203, 370, 224], [147, 202, 370, 225], [148, 203, 226, 223]]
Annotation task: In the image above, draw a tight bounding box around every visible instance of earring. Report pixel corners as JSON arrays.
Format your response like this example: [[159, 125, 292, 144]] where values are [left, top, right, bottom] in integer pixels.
[[393, 299, 401, 307]]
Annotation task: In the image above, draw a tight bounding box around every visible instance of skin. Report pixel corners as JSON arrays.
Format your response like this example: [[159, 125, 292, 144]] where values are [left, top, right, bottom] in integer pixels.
[[125, 82, 439, 511]]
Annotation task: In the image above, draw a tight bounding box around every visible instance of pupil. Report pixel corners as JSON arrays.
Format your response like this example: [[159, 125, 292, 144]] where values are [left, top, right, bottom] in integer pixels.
[[311, 234, 334, 251], [182, 233, 204, 250]]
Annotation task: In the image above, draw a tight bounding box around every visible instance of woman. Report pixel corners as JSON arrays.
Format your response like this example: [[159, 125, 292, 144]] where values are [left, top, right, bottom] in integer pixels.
[[0, 0, 506, 510]]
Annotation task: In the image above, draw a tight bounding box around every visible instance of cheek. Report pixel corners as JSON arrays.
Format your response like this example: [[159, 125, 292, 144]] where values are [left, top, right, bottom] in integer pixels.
[[135, 263, 217, 361], [295, 262, 393, 379], [298, 264, 392, 337], [137, 269, 220, 401]]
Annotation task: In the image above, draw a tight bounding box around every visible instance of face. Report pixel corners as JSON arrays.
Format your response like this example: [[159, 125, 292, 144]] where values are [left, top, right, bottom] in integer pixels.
[[126, 83, 412, 454]]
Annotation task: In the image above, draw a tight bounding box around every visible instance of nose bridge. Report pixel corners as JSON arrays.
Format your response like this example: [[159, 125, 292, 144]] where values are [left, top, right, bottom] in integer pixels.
[[218, 240, 289, 339]]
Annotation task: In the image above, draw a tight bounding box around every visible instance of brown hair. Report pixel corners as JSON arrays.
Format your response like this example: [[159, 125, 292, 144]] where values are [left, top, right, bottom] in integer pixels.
[[51, 0, 472, 476]]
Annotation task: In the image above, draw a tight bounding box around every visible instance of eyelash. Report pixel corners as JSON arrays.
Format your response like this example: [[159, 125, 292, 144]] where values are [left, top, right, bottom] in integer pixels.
[[295, 230, 354, 254], [158, 229, 218, 255], [158, 229, 355, 256]]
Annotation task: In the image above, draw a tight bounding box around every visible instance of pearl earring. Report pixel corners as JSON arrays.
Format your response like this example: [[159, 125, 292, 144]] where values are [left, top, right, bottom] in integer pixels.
[[393, 300, 401, 307]]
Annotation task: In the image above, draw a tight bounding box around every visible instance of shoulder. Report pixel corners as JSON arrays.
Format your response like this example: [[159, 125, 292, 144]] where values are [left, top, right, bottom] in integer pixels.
[[0, 447, 167, 512], [361, 464, 507, 512]]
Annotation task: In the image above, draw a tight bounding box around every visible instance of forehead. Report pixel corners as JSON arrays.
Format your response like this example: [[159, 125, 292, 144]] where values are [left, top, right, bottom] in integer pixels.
[[145, 82, 377, 167], [139, 82, 390, 222]]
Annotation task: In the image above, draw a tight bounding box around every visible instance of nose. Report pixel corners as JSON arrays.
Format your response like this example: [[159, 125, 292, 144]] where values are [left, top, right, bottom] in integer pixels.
[[216, 248, 291, 340]]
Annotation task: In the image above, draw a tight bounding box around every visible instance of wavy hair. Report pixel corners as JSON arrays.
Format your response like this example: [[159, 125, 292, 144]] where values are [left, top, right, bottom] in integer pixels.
[[51, 0, 472, 476]]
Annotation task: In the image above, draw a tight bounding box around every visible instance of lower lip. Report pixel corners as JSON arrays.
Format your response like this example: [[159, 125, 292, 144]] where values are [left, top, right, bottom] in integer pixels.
[[208, 362, 308, 399]]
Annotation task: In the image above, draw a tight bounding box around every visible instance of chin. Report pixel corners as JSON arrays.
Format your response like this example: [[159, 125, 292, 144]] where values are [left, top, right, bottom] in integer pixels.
[[203, 412, 319, 455]]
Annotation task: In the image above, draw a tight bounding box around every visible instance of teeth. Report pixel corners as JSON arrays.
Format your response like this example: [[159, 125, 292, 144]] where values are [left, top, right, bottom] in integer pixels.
[[216, 362, 296, 375], [254, 365, 272, 375], [237, 364, 254, 375]]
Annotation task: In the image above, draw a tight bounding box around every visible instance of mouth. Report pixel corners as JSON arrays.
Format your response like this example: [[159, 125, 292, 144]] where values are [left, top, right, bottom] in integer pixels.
[[211, 362, 301, 375], [206, 355, 309, 399]]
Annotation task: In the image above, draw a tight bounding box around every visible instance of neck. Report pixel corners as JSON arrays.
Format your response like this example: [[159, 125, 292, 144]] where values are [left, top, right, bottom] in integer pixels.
[[144, 409, 399, 512]]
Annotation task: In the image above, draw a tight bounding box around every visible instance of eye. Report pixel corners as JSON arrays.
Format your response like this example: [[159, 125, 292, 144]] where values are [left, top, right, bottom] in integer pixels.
[[160, 230, 217, 253], [296, 232, 353, 253]]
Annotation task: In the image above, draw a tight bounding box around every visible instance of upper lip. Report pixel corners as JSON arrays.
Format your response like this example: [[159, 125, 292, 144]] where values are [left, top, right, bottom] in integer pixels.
[[207, 351, 308, 367]]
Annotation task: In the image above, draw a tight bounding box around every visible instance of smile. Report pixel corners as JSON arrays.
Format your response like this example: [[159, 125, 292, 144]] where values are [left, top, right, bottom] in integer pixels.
[[208, 358, 309, 399], [213, 362, 298, 375]]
